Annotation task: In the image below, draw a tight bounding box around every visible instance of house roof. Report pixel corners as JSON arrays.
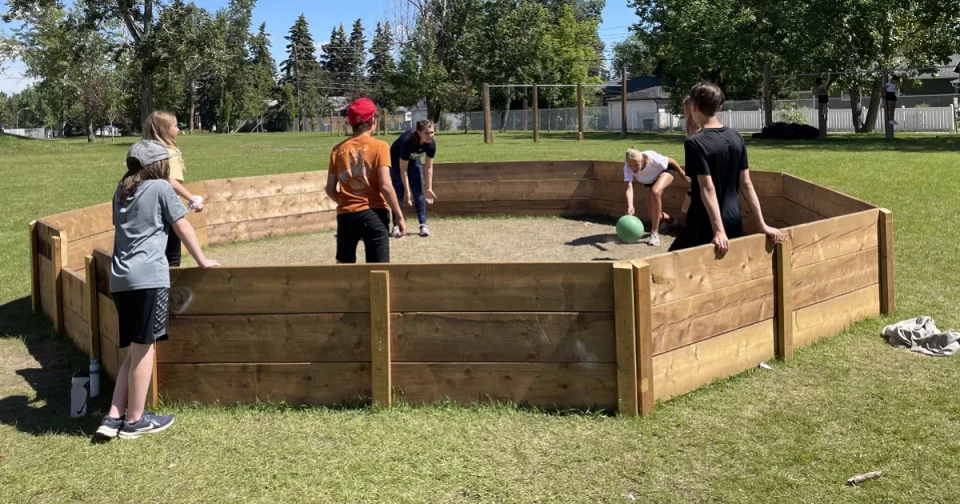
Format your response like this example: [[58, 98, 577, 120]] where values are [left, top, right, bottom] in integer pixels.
[[913, 54, 960, 80], [602, 76, 671, 101]]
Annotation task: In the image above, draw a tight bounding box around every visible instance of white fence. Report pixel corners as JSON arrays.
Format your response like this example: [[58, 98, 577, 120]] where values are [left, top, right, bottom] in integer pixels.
[[718, 106, 957, 132], [2, 128, 46, 139]]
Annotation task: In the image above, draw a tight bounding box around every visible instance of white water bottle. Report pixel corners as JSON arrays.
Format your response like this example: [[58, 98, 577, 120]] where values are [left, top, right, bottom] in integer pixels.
[[189, 195, 204, 211], [70, 370, 90, 418], [89, 359, 100, 398]]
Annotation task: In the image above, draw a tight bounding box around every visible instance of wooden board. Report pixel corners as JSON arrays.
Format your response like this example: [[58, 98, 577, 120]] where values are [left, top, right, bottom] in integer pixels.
[[429, 199, 593, 217], [793, 284, 880, 349], [392, 363, 617, 410], [780, 198, 824, 227], [748, 171, 783, 198], [613, 263, 638, 416], [38, 256, 57, 319], [434, 161, 592, 182], [206, 210, 337, 245], [43, 202, 113, 241], [205, 192, 337, 225], [160, 313, 371, 363], [158, 363, 372, 406], [370, 271, 391, 408], [63, 305, 91, 355], [93, 249, 112, 295], [789, 209, 879, 269], [632, 260, 655, 416], [651, 275, 775, 355], [593, 161, 630, 182], [646, 233, 775, 306], [65, 230, 114, 272], [652, 320, 775, 401], [878, 209, 895, 314], [168, 262, 615, 314], [782, 174, 875, 218], [98, 293, 119, 347], [85, 256, 100, 361], [30, 221, 40, 313], [61, 269, 89, 320], [775, 240, 793, 360], [740, 195, 785, 226], [431, 180, 594, 201], [593, 180, 688, 207], [792, 247, 879, 309], [393, 312, 616, 363], [202, 171, 325, 203]]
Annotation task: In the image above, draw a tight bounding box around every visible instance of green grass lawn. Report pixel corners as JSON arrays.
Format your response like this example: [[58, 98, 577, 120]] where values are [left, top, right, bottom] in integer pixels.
[[1, 130, 959, 503]]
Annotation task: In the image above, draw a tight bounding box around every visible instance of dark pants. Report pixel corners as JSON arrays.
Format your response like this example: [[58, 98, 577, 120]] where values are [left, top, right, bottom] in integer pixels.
[[390, 160, 427, 226], [336, 208, 391, 263], [165, 233, 182, 267]]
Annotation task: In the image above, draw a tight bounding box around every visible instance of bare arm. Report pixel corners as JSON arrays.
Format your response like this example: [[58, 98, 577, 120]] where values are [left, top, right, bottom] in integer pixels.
[[169, 178, 202, 211], [173, 218, 219, 267], [324, 172, 340, 204], [401, 161, 412, 204], [667, 157, 687, 179], [625, 182, 635, 215], [378, 165, 407, 235], [740, 170, 783, 242], [698, 175, 729, 253]]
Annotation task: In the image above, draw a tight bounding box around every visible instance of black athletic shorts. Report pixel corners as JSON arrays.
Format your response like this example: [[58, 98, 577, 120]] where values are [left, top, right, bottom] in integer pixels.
[[885, 92, 897, 102], [643, 166, 679, 188], [818, 95, 829, 105], [113, 287, 170, 348], [336, 208, 391, 263]]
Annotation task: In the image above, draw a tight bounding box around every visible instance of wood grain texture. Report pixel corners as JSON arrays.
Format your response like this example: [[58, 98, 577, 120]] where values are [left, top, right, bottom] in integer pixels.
[[782, 174, 875, 218], [613, 263, 638, 416], [788, 209, 879, 268], [792, 247, 879, 309], [793, 285, 880, 349]]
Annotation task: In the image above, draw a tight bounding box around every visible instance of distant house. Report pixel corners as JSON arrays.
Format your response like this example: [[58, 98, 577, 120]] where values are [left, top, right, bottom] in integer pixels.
[[602, 76, 674, 130]]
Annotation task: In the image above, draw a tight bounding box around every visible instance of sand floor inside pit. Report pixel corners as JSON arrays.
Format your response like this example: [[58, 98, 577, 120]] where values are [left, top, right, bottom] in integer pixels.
[[183, 216, 677, 266]]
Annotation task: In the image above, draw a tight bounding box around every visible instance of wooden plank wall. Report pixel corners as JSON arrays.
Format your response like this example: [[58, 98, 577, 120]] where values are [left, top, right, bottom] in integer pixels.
[[203, 172, 335, 245], [159, 262, 620, 410], [429, 161, 594, 217], [35, 220, 63, 331], [92, 249, 121, 381], [788, 209, 881, 349], [645, 234, 777, 401], [782, 174, 875, 224]]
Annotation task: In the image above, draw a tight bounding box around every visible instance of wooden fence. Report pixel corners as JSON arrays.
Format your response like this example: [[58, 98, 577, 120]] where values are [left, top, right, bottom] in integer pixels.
[[29, 161, 894, 415]]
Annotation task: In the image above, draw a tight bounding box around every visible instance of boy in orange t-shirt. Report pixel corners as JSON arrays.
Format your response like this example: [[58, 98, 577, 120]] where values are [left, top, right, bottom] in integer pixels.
[[325, 98, 407, 263]]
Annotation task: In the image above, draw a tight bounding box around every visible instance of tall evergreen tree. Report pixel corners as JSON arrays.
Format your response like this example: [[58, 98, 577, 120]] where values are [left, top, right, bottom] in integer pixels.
[[280, 14, 320, 130], [249, 22, 276, 131], [367, 21, 396, 110], [347, 19, 367, 98], [323, 24, 350, 95]]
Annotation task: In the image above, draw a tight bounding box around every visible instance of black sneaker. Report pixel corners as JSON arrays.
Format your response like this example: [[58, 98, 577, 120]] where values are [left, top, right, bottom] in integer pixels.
[[118, 411, 175, 440], [96, 415, 124, 438]]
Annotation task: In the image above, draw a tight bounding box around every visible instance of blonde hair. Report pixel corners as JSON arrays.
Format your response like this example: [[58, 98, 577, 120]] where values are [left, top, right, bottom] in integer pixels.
[[682, 97, 700, 136], [142, 111, 178, 148], [625, 147, 643, 162]]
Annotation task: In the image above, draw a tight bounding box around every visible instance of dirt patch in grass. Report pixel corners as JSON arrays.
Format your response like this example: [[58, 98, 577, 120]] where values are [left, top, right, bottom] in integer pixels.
[[186, 216, 677, 266]]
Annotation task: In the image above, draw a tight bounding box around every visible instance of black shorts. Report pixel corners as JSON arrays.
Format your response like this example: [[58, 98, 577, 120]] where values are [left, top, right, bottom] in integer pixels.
[[165, 232, 182, 267], [336, 208, 391, 263], [885, 92, 897, 102], [818, 95, 829, 105], [643, 166, 678, 188], [113, 288, 170, 348]]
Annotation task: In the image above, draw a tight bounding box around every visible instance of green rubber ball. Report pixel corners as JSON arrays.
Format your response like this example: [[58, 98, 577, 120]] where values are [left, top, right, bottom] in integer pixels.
[[616, 215, 646, 243]]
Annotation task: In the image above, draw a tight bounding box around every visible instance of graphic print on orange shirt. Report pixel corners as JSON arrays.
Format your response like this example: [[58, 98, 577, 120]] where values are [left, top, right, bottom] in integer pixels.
[[329, 136, 390, 214]]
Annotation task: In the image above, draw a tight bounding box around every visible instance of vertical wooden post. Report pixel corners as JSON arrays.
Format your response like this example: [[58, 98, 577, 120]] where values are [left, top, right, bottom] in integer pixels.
[[29, 221, 40, 313], [882, 69, 894, 140], [631, 260, 654, 415], [329, 110, 334, 136], [763, 63, 773, 128], [370, 270, 392, 408], [522, 91, 528, 131], [878, 208, 895, 314], [482, 83, 493, 144], [818, 104, 827, 139], [532, 84, 540, 143], [51, 235, 64, 334], [621, 68, 628, 137], [774, 239, 794, 360], [613, 263, 638, 416], [85, 255, 101, 361], [577, 83, 585, 141]]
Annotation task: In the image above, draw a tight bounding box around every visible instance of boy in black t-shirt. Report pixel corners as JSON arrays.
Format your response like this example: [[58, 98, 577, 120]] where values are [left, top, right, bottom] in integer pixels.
[[669, 82, 783, 254]]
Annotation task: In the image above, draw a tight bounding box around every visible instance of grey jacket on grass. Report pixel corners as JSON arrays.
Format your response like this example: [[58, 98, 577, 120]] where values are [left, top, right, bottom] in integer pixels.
[[883, 316, 960, 357]]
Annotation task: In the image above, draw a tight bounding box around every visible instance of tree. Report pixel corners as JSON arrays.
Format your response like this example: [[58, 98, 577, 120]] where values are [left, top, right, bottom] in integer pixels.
[[611, 34, 657, 76], [323, 24, 350, 96], [346, 19, 367, 98], [280, 14, 321, 131], [367, 21, 396, 110], [249, 22, 277, 132]]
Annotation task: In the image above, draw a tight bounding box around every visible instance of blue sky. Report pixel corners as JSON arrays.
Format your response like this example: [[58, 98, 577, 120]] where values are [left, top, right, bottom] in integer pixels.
[[1, 0, 636, 95]]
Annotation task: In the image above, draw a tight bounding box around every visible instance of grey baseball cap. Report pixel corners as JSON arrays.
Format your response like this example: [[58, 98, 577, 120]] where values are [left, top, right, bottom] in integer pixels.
[[127, 139, 172, 167]]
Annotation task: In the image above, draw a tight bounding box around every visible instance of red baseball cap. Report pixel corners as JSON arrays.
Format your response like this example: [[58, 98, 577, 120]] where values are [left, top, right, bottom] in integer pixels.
[[346, 98, 377, 127]]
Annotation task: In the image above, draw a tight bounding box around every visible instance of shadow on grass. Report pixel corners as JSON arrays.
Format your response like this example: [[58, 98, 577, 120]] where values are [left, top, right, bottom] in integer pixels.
[[0, 297, 111, 438], [746, 133, 960, 153], [564, 233, 620, 251]]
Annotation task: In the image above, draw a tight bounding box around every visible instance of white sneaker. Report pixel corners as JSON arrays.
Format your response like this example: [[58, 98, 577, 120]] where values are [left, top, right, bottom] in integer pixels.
[[391, 226, 401, 238], [419, 224, 431, 237], [647, 232, 660, 247]]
